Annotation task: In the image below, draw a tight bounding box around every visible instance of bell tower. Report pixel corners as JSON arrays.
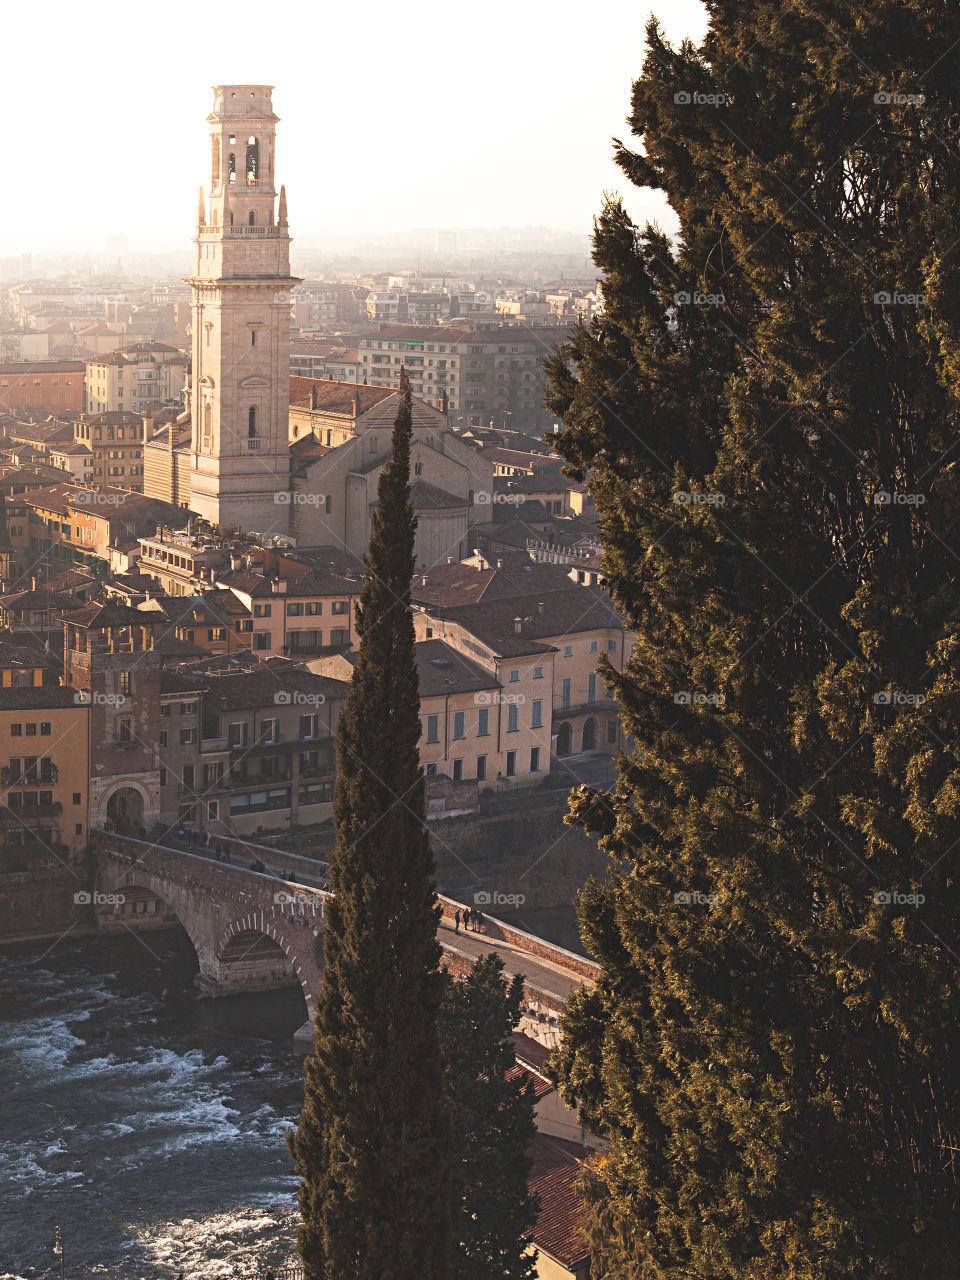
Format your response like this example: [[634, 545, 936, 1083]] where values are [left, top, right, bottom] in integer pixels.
[[185, 85, 299, 531]]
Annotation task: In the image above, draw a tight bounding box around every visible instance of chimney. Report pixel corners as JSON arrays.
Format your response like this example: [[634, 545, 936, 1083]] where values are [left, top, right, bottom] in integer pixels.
[[537, 601, 544, 614], [447, 556, 454, 565], [311, 384, 318, 410], [514, 616, 522, 634], [496, 558, 503, 569], [421, 575, 427, 586]]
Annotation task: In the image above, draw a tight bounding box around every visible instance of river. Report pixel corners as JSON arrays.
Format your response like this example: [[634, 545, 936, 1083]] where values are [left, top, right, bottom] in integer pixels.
[[0, 929, 308, 1279]]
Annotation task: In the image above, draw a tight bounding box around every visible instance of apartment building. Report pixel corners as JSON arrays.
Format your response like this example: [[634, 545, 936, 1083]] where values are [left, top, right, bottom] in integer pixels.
[[0, 361, 85, 415], [413, 571, 632, 761], [315, 636, 548, 791], [194, 665, 348, 836], [0, 686, 90, 870], [355, 325, 571, 428], [73, 411, 146, 491], [12, 485, 186, 572], [218, 566, 361, 658], [84, 343, 187, 415]]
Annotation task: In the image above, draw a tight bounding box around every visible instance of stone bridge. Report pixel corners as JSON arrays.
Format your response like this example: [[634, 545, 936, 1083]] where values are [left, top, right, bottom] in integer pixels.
[[93, 834, 599, 1049]]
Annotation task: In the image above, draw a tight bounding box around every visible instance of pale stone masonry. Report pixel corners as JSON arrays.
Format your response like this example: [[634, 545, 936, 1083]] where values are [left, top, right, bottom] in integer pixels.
[[185, 85, 299, 533]]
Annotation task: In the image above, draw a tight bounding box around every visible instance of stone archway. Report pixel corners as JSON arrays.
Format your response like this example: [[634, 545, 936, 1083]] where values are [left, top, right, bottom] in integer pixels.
[[106, 786, 145, 834], [556, 721, 573, 757], [582, 717, 597, 752]]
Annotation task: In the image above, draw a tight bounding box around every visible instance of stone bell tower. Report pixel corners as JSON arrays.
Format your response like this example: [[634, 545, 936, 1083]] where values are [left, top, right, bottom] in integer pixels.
[[185, 85, 299, 532]]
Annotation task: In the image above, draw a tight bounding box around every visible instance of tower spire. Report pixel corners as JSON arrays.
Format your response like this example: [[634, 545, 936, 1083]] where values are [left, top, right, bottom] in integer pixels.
[[278, 184, 288, 228], [197, 186, 206, 227]]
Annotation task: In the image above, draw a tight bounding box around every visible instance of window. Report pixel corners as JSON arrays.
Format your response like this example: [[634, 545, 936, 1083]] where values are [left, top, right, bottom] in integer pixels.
[[248, 407, 257, 438], [476, 754, 487, 782], [287, 602, 304, 616], [253, 633, 270, 651], [607, 719, 618, 744], [452, 758, 463, 782], [507, 704, 519, 733], [300, 714, 319, 739], [118, 718, 132, 743], [426, 714, 439, 744], [179, 727, 196, 745], [183, 765, 195, 791], [608, 639, 618, 652], [204, 762, 224, 787], [73, 792, 82, 805], [161, 704, 171, 717], [25, 723, 36, 737], [253, 603, 272, 617], [453, 711, 465, 740], [533, 665, 543, 679], [10, 724, 21, 736], [159, 769, 167, 787], [181, 702, 197, 716], [477, 707, 489, 737], [564, 645, 573, 658], [208, 801, 219, 819], [505, 750, 517, 777], [331, 600, 349, 615], [531, 699, 542, 729], [588, 673, 597, 704], [509, 668, 519, 683], [561, 678, 571, 710], [590, 640, 599, 654], [261, 719, 279, 744], [229, 722, 248, 748], [159, 731, 168, 747], [425, 762, 438, 777], [306, 602, 321, 616], [530, 747, 541, 773]]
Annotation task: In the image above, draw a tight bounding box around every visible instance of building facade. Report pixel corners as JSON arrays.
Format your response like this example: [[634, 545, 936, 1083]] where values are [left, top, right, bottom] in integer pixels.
[[85, 343, 187, 416]]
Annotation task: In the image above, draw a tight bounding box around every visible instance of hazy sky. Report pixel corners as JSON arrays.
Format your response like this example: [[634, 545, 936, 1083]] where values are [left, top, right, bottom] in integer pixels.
[[6, 0, 708, 255]]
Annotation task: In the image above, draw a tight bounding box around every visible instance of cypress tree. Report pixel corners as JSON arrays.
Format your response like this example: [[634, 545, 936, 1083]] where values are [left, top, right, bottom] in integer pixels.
[[288, 369, 450, 1280], [545, 5, 960, 1277], [439, 954, 538, 1280]]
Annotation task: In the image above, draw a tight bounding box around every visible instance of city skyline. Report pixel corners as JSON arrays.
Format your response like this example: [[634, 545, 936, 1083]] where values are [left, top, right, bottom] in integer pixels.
[[5, 0, 708, 257]]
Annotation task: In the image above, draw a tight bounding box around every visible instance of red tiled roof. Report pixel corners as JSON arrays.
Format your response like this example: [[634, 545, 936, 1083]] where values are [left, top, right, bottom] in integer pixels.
[[289, 377, 393, 415], [528, 1134, 591, 1272]]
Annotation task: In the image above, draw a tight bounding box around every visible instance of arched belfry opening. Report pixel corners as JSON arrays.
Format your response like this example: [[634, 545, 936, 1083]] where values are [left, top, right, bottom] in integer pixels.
[[228, 152, 236, 185], [246, 137, 259, 184], [212, 136, 221, 186]]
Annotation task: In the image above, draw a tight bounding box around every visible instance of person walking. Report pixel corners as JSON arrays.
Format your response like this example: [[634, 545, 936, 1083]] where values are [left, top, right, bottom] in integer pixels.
[[475, 909, 485, 934], [454, 908, 461, 934]]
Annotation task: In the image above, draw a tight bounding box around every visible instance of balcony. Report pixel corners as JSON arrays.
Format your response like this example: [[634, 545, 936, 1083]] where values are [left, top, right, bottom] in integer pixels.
[[2, 764, 58, 786], [200, 736, 228, 753], [243, 438, 261, 453]]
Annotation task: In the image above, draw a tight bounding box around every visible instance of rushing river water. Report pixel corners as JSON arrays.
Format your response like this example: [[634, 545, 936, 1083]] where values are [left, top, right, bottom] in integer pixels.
[[0, 929, 308, 1280]]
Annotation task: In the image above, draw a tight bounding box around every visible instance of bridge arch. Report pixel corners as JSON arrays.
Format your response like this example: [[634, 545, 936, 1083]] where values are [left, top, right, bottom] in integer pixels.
[[213, 913, 321, 1016], [93, 863, 206, 970]]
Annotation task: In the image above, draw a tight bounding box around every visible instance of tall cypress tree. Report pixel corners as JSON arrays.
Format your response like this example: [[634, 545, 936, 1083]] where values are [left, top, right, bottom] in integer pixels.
[[439, 954, 538, 1280], [289, 369, 450, 1280], [545, 5, 960, 1277]]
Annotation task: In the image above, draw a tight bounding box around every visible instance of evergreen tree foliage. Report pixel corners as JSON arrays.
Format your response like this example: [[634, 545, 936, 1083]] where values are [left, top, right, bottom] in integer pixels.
[[439, 953, 538, 1280], [288, 369, 450, 1280], [544, 6, 960, 1276]]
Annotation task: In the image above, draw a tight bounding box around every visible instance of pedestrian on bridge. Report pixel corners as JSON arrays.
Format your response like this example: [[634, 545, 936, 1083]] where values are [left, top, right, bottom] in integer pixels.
[[454, 908, 461, 933]]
